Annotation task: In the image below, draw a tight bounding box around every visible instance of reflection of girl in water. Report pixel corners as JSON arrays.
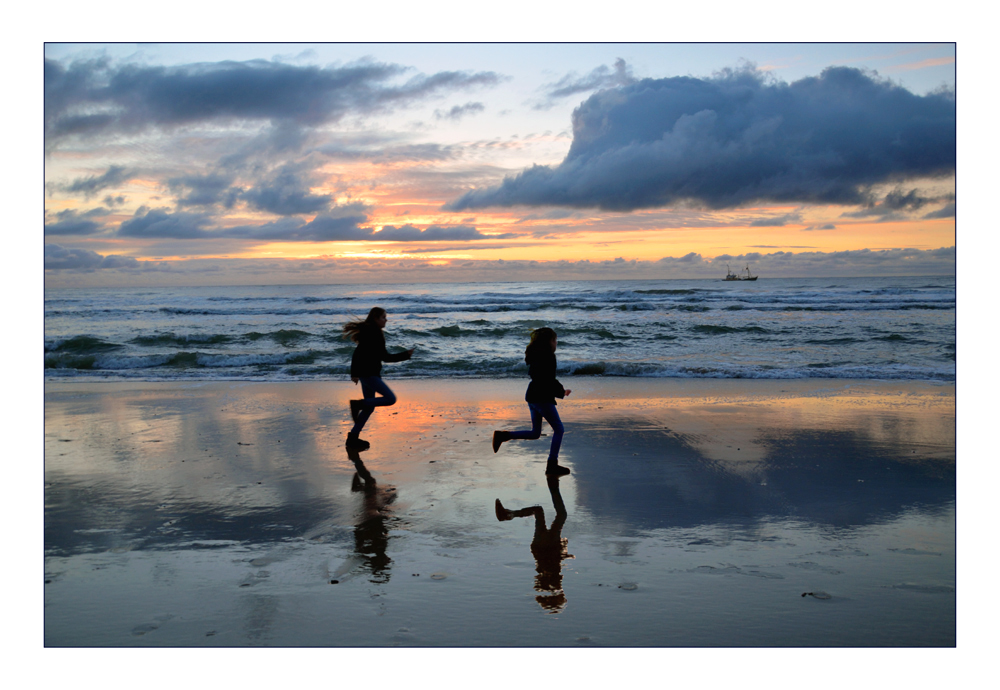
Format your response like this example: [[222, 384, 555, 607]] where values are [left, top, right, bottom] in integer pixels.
[[342, 307, 413, 450], [347, 448, 396, 584], [492, 327, 571, 476], [495, 477, 572, 612]]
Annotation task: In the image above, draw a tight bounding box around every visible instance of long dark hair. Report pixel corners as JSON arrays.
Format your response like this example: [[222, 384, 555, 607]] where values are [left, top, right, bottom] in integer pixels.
[[525, 327, 557, 359], [342, 307, 386, 342]]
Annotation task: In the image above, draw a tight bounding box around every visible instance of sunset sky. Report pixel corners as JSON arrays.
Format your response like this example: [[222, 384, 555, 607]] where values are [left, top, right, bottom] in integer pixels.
[[42, 42, 956, 287]]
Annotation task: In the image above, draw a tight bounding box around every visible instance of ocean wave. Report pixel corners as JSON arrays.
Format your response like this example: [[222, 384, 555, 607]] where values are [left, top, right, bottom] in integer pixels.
[[45, 335, 123, 354], [691, 325, 770, 336], [130, 333, 236, 347]]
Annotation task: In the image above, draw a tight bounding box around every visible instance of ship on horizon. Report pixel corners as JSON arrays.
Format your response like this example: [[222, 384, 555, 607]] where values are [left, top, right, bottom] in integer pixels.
[[725, 264, 758, 281]]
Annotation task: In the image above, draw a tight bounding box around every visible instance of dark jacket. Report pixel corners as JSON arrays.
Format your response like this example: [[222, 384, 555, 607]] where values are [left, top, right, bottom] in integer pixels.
[[350, 324, 411, 378], [524, 347, 565, 405]]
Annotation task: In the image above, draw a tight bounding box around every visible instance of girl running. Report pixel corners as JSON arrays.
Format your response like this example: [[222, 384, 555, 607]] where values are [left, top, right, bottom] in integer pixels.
[[492, 327, 571, 476], [343, 307, 413, 449]]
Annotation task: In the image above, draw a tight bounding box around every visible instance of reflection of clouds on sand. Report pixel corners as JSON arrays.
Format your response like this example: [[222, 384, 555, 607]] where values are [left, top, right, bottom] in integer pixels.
[[566, 382, 954, 533], [576, 383, 954, 473]]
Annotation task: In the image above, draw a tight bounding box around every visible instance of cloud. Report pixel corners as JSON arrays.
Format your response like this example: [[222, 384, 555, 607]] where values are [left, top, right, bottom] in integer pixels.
[[516, 209, 584, 222], [115, 206, 373, 242], [224, 212, 372, 241], [924, 202, 955, 219], [43, 245, 956, 288], [536, 58, 635, 108], [434, 102, 485, 120], [373, 224, 493, 241], [239, 166, 332, 216], [449, 65, 955, 213], [44, 218, 103, 236], [841, 187, 951, 220], [118, 207, 213, 239], [711, 246, 955, 276], [109, 200, 462, 244], [168, 172, 239, 208], [60, 165, 133, 198], [750, 211, 802, 227], [45, 243, 146, 270], [45, 57, 504, 146], [44, 207, 113, 236], [313, 136, 460, 164]]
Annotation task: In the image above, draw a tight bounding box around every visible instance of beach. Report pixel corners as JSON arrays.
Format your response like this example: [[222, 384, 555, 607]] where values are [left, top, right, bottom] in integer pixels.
[[44, 377, 955, 647]]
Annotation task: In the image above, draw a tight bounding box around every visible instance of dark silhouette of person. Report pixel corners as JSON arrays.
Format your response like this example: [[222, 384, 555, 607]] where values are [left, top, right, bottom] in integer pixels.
[[347, 447, 396, 584], [495, 476, 573, 612], [492, 327, 572, 476], [342, 307, 413, 449]]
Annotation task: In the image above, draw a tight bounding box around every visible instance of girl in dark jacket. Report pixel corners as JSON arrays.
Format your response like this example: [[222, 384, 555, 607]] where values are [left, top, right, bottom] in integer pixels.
[[343, 307, 413, 449], [492, 327, 571, 476]]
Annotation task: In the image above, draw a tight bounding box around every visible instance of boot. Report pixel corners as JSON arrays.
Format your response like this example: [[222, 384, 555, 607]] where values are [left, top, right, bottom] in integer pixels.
[[346, 432, 370, 450], [495, 498, 512, 521], [545, 461, 570, 476], [492, 430, 511, 453]]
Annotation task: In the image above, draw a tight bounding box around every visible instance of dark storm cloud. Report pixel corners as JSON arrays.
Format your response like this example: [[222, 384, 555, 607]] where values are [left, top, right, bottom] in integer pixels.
[[536, 58, 635, 108], [45, 57, 503, 145], [118, 207, 213, 239], [45, 243, 144, 270], [61, 165, 133, 198], [449, 66, 955, 213], [435, 102, 485, 120]]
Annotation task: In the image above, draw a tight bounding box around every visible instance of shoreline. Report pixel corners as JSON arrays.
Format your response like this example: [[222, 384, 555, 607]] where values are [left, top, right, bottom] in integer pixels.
[[45, 375, 955, 394]]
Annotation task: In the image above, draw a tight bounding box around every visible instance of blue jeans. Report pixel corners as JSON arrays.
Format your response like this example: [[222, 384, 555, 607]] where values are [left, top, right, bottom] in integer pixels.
[[351, 376, 397, 435], [508, 402, 564, 461]]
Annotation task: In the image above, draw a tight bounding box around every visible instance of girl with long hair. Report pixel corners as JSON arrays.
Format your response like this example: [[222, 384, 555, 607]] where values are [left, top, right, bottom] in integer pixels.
[[492, 327, 571, 476], [342, 307, 413, 449]]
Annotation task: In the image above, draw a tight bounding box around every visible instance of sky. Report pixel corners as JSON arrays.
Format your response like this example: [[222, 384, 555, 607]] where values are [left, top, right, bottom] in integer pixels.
[[41, 42, 956, 287], [39, 42, 959, 287]]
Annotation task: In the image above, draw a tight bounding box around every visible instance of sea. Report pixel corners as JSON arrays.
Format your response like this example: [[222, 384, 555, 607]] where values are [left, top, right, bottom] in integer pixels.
[[44, 275, 955, 383]]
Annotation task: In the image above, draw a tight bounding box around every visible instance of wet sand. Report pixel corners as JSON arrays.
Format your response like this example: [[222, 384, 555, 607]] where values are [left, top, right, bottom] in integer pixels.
[[44, 378, 956, 648]]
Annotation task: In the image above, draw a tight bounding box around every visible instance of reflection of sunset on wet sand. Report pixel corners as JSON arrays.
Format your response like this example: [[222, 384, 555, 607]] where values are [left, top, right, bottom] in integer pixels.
[[45, 378, 954, 646]]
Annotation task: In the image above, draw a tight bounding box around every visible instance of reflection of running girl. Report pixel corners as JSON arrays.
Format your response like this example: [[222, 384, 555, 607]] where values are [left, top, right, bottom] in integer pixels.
[[343, 307, 413, 450], [495, 476, 572, 613], [492, 327, 571, 476]]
